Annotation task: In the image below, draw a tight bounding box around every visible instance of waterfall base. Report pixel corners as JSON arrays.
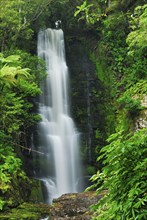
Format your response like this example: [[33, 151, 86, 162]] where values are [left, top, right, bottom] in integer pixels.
[[0, 191, 106, 219]]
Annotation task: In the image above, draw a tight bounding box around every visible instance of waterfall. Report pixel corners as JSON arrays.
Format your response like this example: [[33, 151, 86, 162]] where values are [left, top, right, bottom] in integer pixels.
[[33, 28, 82, 203]]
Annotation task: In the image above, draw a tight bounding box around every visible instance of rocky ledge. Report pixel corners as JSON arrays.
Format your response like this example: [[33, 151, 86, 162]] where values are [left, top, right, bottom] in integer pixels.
[[0, 191, 103, 220], [50, 191, 104, 220]]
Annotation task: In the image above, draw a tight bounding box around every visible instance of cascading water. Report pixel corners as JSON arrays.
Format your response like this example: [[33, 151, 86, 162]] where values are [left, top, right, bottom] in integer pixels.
[[33, 28, 82, 203]]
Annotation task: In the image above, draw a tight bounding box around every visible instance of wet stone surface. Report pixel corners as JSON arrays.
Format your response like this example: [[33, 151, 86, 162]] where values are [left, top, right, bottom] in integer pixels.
[[50, 191, 103, 220]]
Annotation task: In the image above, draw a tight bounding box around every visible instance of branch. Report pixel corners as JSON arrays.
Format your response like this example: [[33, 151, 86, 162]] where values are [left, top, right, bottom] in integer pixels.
[[30, 0, 53, 22], [12, 142, 47, 156]]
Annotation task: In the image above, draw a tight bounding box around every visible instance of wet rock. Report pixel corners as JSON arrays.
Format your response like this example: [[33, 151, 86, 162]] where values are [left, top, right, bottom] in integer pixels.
[[0, 191, 105, 219], [50, 191, 104, 220]]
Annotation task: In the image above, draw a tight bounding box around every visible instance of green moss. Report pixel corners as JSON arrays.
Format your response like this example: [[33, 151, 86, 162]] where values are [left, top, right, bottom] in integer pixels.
[[29, 179, 44, 203], [90, 50, 108, 84], [0, 203, 50, 220], [87, 166, 96, 175]]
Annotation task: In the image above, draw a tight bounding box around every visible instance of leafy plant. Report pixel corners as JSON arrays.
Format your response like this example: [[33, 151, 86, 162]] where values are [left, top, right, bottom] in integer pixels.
[[0, 54, 30, 89], [0, 0, 55, 50], [126, 4, 147, 53], [74, 0, 107, 24], [74, 1, 95, 23], [118, 94, 143, 118], [76, 1, 147, 219], [0, 198, 6, 211], [0, 52, 43, 209], [90, 129, 147, 220], [0, 131, 31, 210]]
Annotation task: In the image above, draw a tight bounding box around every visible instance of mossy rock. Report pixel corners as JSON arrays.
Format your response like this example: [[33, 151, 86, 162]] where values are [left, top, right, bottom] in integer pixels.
[[0, 203, 51, 220], [29, 179, 44, 203], [50, 191, 105, 219]]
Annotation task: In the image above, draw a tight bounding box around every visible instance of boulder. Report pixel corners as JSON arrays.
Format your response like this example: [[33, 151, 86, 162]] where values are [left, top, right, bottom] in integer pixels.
[[50, 191, 104, 219]]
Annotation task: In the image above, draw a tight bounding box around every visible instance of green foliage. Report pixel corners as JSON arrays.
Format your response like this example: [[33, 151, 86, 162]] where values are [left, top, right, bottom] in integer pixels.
[[74, 1, 95, 24], [0, 198, 6, 211], [0, 145, 21, 193], [0, 53, 30, 89], [123, 4, 147, 87], [76, 1, 147, 219], [0, 0, 56, 50], [0, 52, 43, 210], [11, 50, 47, 83], [0, 131, 31, 210], [0, 65, 30, 89], [74, 0, 107, 24], [0, 202, 50, 219], [128, 80, 147, 96], [0, 0, 31, 50], [87, 165, 97, 175], [115, 79, 147, 132], [118, 94, 142, 117], [127, 4, 147, 53], [0, 53, 41, 134], [91, 129, 147, 220], [0, 92, 24, 134]]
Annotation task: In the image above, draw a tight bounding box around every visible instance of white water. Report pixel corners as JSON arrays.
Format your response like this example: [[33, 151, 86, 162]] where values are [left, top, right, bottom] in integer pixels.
[[35, 28, 82, 203]]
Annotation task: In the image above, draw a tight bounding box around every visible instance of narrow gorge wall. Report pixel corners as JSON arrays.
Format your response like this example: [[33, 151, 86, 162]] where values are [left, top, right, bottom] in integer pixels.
[[65, 31, 110, 171]]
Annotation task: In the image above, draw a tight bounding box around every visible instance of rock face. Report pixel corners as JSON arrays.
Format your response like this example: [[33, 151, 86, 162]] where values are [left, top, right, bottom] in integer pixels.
[[135, 95, 147, 130], [65, 33, 115, 170], [66, 36, 98, 164], [0, 191, 104, 219], [50, 191, 103, 220]]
